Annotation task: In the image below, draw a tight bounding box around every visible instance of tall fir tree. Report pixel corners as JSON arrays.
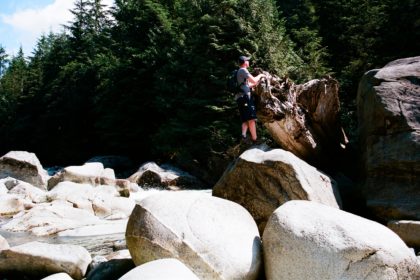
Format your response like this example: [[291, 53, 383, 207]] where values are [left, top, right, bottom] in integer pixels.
[[1, 47, 27, 99], [276, 0, 331, 80], [1, 0, 417, 174], [0, 45, 8, 78], [0, 45, 10, 133]]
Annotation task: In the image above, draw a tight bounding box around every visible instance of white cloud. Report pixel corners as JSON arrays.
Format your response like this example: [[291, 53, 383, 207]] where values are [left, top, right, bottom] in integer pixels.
[[1, 0, 114, 55], [2, 0, 74, 36]]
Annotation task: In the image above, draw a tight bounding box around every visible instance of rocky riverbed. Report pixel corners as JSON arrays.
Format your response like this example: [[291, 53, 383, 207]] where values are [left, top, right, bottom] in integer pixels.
[[1, 56, 419, 280]]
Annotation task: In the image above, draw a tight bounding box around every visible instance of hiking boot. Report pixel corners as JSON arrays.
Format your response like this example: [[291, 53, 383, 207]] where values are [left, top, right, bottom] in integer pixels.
[[240, 135, 252, 145], [251, 139, 264, 146]]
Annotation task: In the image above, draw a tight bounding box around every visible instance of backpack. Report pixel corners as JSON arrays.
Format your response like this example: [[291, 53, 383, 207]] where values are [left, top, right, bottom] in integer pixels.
[[226, 69, 240, 93]]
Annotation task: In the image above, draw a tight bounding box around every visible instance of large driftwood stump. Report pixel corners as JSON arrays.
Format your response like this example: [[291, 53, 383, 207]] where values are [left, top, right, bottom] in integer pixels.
[[253, 70, 348, 166]]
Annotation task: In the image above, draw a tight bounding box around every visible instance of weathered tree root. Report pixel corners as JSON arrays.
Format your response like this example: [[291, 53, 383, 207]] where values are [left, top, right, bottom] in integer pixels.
[[253, 69, 348, 166]]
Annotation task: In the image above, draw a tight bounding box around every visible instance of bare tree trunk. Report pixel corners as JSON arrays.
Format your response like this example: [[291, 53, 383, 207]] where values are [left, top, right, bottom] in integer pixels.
[[253, 70, 348, 166]]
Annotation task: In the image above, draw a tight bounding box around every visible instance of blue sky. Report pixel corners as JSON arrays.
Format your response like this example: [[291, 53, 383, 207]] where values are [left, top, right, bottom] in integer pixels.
[[0, 0, 113, 57]]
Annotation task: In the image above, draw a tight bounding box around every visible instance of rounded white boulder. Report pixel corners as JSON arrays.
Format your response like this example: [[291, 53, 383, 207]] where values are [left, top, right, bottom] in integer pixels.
[[119, 258, 200, 280], [0, 241, 91, 279], [263, 200, 420, 280], [126, 191, 262, 279]]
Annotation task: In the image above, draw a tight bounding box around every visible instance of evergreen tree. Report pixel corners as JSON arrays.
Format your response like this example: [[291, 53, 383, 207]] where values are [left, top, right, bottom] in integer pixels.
[[375, 0, 420, 64], [67, 0, 91, 59], [0, 47, 28, 150], [0, 45, 10, 133], [145, 0, 303, 167], [1, 0, 417, 175], [310, 0, 420, 139], [88, 0, 113, 33], [1, 47, 27, 102], [0, 45, 8, 78], [276, 0, 331, 80], [235, 0, 301, 75]]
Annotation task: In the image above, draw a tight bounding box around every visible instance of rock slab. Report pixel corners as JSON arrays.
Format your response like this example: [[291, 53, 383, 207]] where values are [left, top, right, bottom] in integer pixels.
[[0, 151, 49, 190], [48, 162, 116, 189], [0, 241, 92, 280], [128, 161, 203, 189]]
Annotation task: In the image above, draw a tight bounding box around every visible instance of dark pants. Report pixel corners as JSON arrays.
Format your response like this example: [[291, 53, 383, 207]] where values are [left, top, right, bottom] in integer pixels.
[[237, 94, 257, 122]]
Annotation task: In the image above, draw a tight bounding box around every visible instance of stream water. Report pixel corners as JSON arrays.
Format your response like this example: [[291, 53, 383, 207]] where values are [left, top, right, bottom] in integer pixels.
[[0, 188, 211, 257], [0, 227, 125, 257]]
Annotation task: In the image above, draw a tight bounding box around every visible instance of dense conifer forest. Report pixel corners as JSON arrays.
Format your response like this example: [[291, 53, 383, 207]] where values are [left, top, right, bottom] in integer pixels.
[[0, 0, 418, 177]]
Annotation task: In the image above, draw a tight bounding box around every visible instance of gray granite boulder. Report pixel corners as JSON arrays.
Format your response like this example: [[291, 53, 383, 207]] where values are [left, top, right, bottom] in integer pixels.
[[48, 181, 135, 219], [0, 234, 9, 251], [0, 194, 28, 216], [0, 151, 49, 190], [128, 162, 204, 189], [119, 259, 200, 280], [126, 191, 262, 279], [263, 200, 420, 280], [388, 220, 420, 248], [41, 273, 74, 280], [0, 241, 91, 279], [9, 180, 48, 203], [357, 56, 420, 221], [213, 147, 341, 233], [48, 162, 116, 189], [1, 200, 101, 236]]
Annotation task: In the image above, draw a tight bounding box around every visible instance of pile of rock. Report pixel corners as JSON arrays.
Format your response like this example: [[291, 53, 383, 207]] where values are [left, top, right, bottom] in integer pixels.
[[1, 146, 419, 279], [0, 151, 207, 279], [118, 56, 420, 279], [122, 192, 419, 280]]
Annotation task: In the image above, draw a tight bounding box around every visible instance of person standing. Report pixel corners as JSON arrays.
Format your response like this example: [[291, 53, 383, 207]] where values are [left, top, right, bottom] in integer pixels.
[[235, 55, 265, 144]]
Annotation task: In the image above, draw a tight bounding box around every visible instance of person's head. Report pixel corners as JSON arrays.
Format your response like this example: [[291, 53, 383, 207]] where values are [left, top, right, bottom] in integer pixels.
[[238, 55, 250, 67]]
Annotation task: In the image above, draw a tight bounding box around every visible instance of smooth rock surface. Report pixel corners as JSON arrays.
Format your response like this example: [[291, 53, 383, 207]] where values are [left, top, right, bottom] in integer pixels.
[[388, 220, 420, 248], [48, 181, 135, 218], [0, 194, 27, 216], [1, 200, 101, 236], [9, 180, 48, 203], [41, 273, 74, 280], [213, 147, 340, 232], [128, 162, 203, 189], [357, 56, 420, 221], [263, 200, 420, 280], [0, 241, 91, 280], [0, 151, 49, 189], [48, 162, 116, 189], [0, 180, 9, 194], [0, 234, 9, 250], [57, 219, 128, 237], [119, 258, 200, 280], [126, 191, 262, 279]]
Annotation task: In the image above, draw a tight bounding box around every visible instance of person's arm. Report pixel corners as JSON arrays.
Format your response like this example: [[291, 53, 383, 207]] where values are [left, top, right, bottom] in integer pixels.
[[247, 74, 265, 88]]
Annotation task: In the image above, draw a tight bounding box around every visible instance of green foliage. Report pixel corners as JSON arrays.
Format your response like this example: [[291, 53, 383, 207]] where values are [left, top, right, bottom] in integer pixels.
[[0, 0, 418, 174], [0, 45, 8, 77], [277, 0, 419, 140], [276, 0, 331, 80]]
